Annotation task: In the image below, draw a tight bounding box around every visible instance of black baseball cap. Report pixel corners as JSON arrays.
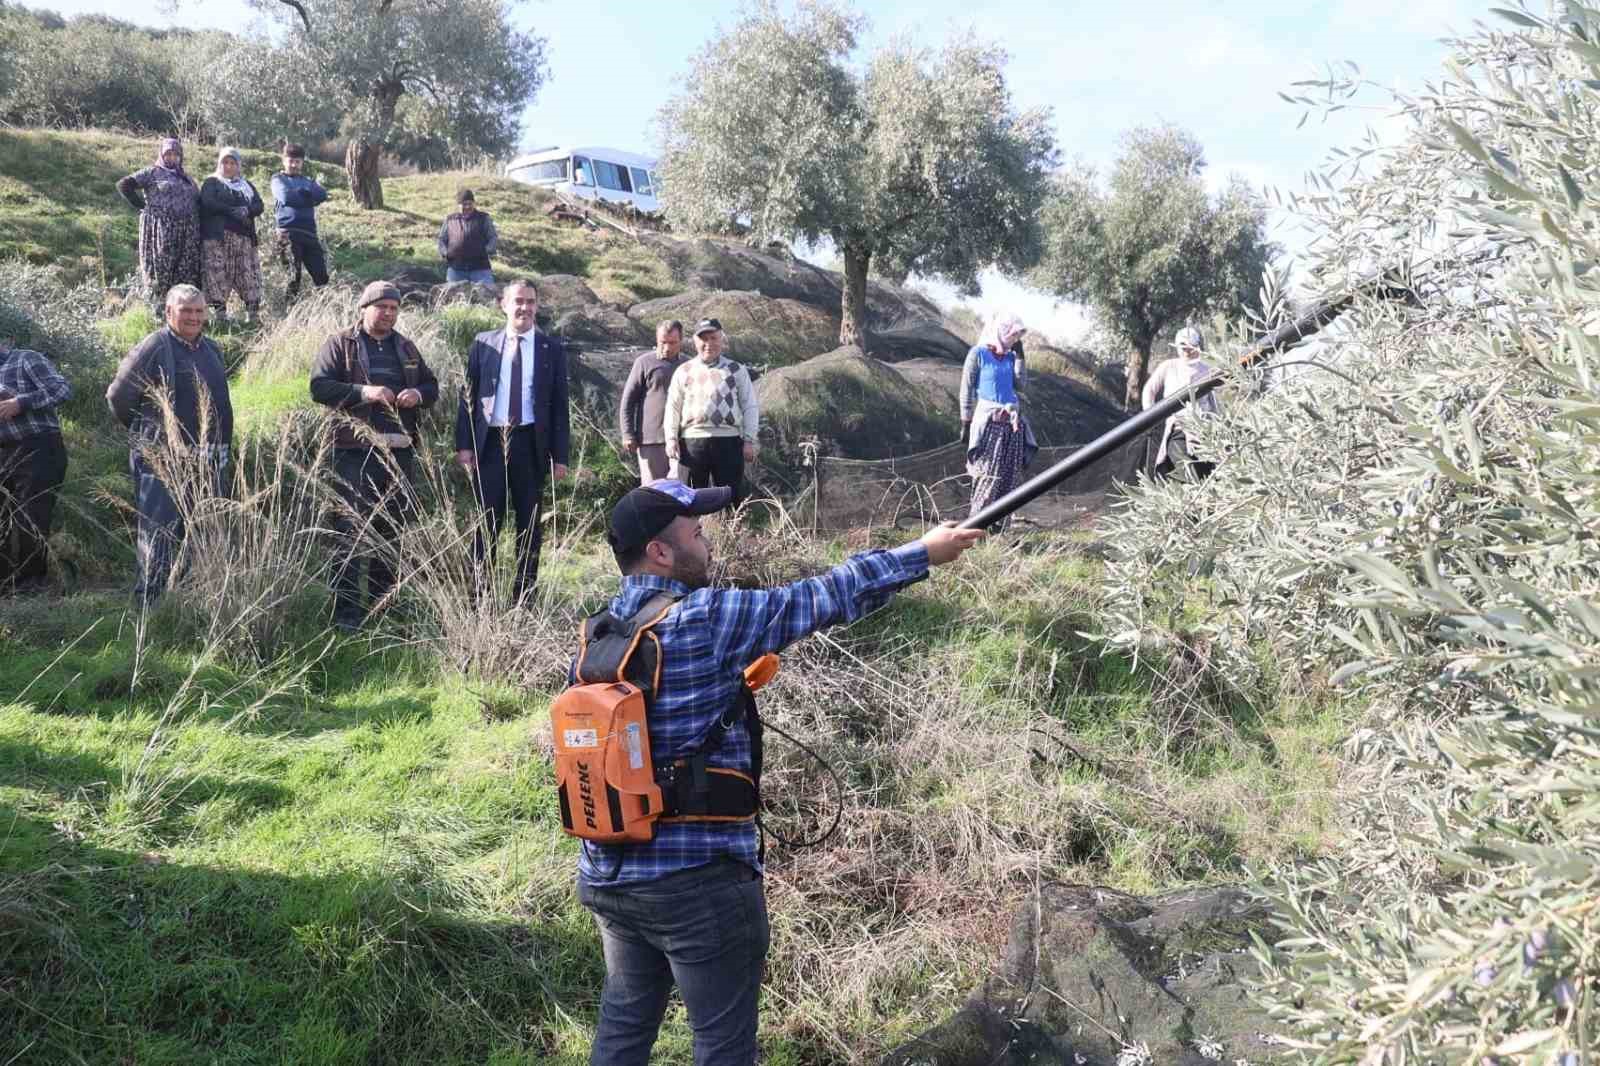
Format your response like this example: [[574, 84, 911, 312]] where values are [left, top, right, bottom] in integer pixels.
[[693, 318, 722, 336], [608, 479, 733, 555]]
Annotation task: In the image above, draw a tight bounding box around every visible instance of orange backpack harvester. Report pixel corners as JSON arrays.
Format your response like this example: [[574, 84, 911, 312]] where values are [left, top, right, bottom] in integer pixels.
[[551, 593, 776, 846]]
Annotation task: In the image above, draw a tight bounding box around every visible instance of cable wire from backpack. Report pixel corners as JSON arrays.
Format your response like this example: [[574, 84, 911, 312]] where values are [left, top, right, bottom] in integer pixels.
[[757, 716, 844, 850]]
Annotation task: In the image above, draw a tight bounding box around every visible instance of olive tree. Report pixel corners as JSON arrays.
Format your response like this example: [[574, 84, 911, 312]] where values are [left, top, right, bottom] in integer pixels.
[[656, 0, 1056, 351], [1097, 7, 1600, 1061], [179, 31, 340, 151], [247, 0, 548, 208], [1031, 125, 1273, 408]]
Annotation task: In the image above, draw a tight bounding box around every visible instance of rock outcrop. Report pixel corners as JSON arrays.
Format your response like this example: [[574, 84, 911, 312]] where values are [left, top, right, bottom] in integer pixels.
[[758, 346, 952, 458], [636, 234, 945, 329], [880, 885, 1287, 1066], [627, 289, 839, 366]]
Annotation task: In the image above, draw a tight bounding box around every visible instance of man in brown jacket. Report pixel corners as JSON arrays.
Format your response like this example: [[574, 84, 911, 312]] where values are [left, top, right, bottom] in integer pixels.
[[309, 280, 440, 631]]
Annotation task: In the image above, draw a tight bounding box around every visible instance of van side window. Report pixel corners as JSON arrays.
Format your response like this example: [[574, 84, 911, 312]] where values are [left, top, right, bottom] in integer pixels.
[[517, 158, 568, 182], [629, 167, 653, 196], [572, 156, 593, 186], [593, 159, 634, 193]]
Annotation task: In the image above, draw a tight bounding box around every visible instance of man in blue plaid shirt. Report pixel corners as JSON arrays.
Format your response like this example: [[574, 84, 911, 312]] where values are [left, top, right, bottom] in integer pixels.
[[579, 479, 983, 1065], [0, 333, 72, 591]]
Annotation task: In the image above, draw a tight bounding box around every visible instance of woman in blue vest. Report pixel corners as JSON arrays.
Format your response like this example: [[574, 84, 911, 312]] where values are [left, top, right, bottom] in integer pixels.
[[960, 314, 1037, 526]]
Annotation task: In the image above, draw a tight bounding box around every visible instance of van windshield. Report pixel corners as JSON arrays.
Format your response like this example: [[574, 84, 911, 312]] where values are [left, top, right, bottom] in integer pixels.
[[515, 158, 569, 182]]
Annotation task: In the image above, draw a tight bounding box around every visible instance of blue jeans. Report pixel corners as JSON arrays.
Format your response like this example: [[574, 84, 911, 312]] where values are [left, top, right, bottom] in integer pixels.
[[578, 860, 769, 1066], [446, 267, 495, 285]]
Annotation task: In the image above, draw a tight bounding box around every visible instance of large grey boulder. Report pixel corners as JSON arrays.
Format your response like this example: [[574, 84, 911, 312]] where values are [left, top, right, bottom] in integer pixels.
[[868, 322, 973, 363], [533, 273, 603, 315], [627, 289, 839, 366], [757, 346, 951, 459], [553, 305, 650, 346], [880, 885, 1287, 1066], [636, 235, 945, 330]]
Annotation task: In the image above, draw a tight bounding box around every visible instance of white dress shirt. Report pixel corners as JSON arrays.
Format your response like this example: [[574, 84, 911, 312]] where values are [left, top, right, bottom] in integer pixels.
[[490, 330, 537, 427]]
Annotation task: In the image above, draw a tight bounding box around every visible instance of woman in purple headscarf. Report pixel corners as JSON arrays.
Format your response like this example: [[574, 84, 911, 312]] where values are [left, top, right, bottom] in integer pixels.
[[960, 313, 1038, 527], [116, 138, 202, 309]]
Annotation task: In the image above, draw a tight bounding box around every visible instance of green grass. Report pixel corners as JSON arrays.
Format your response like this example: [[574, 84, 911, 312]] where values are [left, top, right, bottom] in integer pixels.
[[0, 128, 677, 306], [1, 607, 599, 1066], [0, 538, 1353, 1064]]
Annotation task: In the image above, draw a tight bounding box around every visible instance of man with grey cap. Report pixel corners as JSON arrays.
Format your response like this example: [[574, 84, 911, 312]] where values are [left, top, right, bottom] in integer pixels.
[[572, 478, 983, 1064], [310, 280, 440, 630], [1141, 325, 1220, 481], [663, 318, 759, 506]]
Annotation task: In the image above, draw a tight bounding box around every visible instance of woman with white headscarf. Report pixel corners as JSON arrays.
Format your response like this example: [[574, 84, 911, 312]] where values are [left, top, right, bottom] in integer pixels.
[[1141, 325, 1219, 481], [198, 147, 265, 326], [116, 137, 202, 310], [960, 313, 1038, 525]]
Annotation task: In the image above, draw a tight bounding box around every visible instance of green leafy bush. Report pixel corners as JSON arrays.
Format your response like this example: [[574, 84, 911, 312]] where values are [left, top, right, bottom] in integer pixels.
[[1100, 7, 1600, 1060]]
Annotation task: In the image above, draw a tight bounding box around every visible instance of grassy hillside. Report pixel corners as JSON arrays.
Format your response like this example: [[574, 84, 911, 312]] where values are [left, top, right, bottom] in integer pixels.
[[0, 128, 676, 305], [0, 128, 1352, 1064]]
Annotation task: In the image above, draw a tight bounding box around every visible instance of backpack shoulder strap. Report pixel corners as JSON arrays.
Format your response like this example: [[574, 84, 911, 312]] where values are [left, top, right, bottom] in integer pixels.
[[574, 592, 682, 689]]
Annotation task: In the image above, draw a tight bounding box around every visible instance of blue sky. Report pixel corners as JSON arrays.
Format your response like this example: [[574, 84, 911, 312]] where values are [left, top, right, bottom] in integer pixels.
[[41, 0, 1497, 338]]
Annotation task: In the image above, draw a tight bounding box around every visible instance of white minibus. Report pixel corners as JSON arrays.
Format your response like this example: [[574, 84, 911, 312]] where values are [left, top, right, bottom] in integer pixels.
[[505, 146, 662, 213]]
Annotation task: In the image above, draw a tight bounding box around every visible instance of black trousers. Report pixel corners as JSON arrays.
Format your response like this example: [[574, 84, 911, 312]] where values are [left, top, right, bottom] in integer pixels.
[[1157, 430, 1216, 482], [0, 431, 67, 589], [472, 424, 547, 600], [329, 447, 415, 622], [283, 230, 329, 295], [678, 436, 746, 507]]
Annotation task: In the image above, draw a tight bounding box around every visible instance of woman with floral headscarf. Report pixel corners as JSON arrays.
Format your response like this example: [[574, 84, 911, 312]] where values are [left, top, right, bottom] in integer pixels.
[[116, 138, 202, 310], [960, 313, 1038, 526], [199, 147, 265, 325]]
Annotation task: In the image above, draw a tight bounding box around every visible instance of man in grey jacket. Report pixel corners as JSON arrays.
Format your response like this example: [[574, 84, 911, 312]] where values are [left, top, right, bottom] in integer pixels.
[[617, 319, 686, 483], [105, 284, 233, 607]]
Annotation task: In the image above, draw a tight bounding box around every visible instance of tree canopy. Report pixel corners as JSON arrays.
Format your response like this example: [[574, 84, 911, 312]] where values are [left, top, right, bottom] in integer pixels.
[[245, 0, 549, 207], [656, 0, 1057, 350], [1030, 124, 1274, 407]]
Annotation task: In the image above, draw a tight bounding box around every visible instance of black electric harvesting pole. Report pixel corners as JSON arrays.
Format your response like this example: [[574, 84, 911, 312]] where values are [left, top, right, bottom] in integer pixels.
[[956, 282, 1402, 531]]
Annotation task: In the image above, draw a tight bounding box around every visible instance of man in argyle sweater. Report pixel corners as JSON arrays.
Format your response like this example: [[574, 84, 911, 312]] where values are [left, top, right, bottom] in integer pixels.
[[663, 318, 759, 505]]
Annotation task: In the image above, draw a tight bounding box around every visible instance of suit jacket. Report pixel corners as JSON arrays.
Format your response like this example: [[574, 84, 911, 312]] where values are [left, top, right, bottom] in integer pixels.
[[454, 328, 570, 464]]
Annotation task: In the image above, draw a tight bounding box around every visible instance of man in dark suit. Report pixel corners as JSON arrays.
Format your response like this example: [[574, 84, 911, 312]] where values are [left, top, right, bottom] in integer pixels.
[[455, 278, 569, 602]]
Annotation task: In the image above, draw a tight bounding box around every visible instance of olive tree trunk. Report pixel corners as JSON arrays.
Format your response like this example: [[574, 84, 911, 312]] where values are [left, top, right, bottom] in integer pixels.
[[840, 243, 871, 352], [345, 137, 384, 209], [345, 80, 404, 211], [1124, 339, 1153, 410]]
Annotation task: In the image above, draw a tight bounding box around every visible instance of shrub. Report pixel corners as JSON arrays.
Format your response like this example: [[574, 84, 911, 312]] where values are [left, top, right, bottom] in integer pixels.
[[0, 11, 193, 133], [0, 261, 115, 409], [1099, 8, 1600, 1060]]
